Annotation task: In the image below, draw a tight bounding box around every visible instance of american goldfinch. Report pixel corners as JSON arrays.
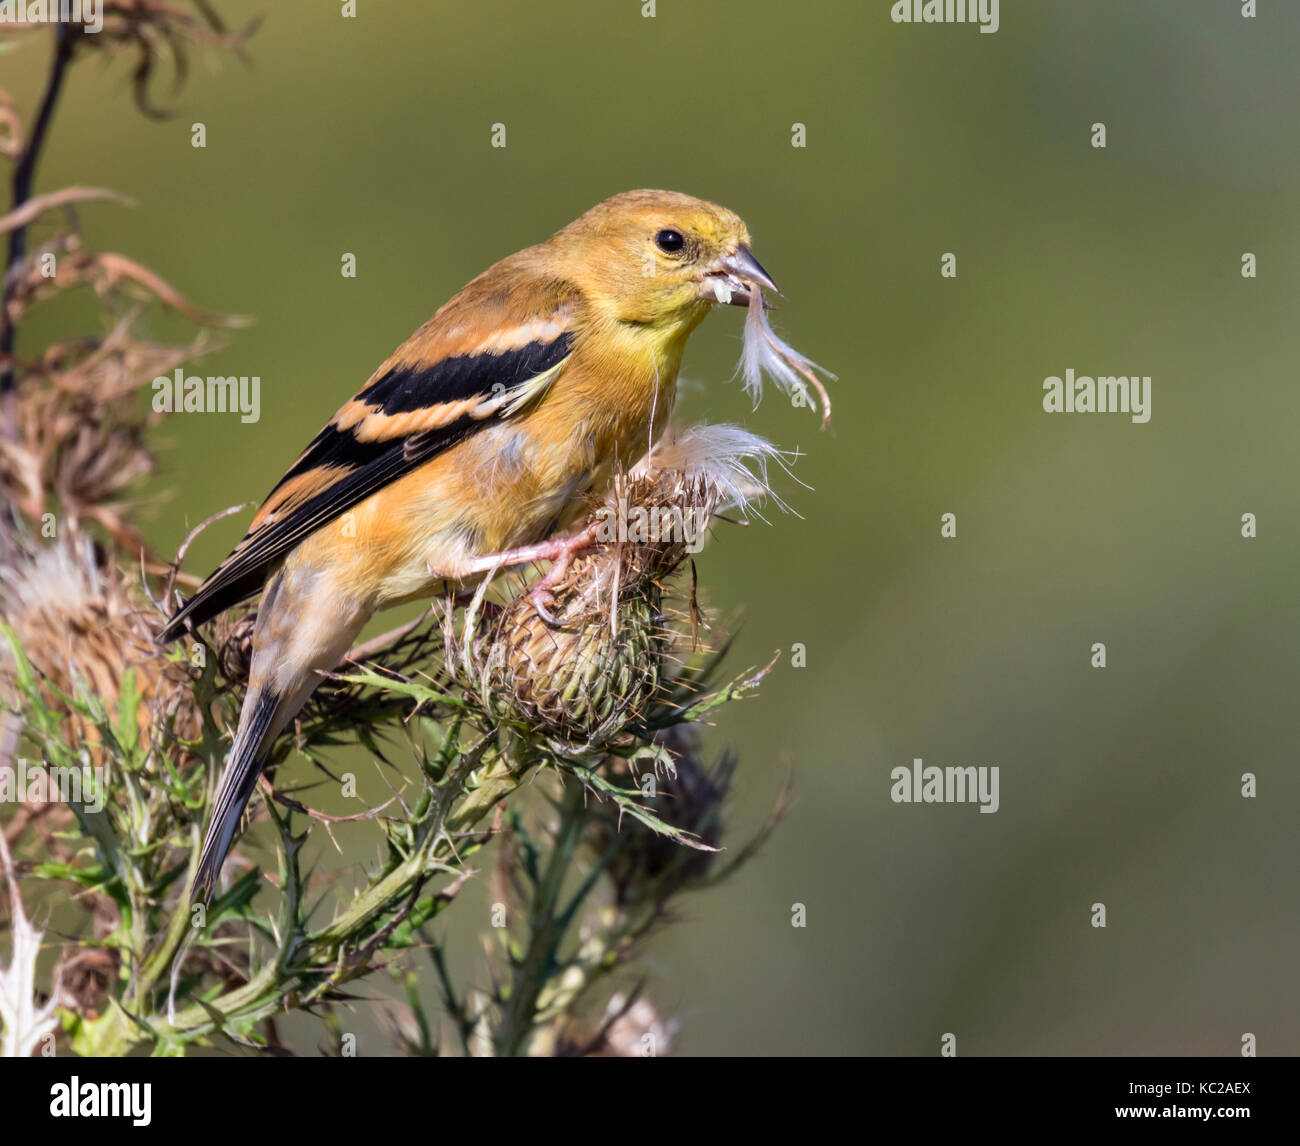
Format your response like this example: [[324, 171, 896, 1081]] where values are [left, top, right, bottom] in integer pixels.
[[161, 189, 797, 902]]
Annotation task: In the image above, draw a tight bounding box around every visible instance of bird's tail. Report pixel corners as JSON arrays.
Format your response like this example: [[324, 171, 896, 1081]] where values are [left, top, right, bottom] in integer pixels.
[[189, 565, 371, 903], [192, 686, 282, 903]]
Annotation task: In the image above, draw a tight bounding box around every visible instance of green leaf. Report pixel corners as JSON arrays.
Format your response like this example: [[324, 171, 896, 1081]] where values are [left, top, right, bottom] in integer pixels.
[[558, 758, 717, 853]]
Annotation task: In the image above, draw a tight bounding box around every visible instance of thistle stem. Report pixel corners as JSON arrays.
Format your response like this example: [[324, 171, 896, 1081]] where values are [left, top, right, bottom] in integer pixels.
[[1, 23, 76, 415], [496, 777, 587, 1057]]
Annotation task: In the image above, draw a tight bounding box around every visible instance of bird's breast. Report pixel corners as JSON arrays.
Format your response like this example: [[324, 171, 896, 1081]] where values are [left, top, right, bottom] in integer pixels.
[[309, 349, 679, 608]]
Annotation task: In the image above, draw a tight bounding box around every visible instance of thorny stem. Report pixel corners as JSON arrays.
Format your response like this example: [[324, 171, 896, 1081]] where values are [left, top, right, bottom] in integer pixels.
[[307, 738, 530, 948], [1, 23, 78, 586], [87, 732, 543, 1052], [496, 777, 587, 1057]]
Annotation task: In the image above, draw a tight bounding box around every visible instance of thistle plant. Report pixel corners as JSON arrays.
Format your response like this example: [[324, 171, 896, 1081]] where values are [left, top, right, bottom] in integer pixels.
[[0, 9, 792, 1058], [2, 425, 787, 1057]]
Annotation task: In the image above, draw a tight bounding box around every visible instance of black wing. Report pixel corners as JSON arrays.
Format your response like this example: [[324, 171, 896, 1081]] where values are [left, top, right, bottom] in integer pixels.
[[159, 331, 571, 642]]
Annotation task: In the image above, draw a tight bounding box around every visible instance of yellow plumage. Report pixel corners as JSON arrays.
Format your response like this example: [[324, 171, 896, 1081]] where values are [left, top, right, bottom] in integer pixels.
[[162, 189, 782, 901]]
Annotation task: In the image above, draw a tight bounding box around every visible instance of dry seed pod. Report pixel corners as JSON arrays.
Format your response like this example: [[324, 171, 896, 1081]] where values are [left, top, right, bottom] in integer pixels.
[[587, 726, 732, 902], [217, 613, 257, 685], [482, 566, 666, 745], [0, 534, 201, 765], [453, 422, 787, 746]]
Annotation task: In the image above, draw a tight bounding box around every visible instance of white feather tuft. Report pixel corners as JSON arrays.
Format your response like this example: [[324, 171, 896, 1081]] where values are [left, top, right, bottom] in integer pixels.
[[738, 288, 835, 428], [631, 421, 803, 518]]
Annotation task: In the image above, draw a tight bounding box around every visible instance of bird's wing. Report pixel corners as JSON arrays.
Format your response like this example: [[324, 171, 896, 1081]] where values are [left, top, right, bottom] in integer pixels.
[[160, 275, 578, 641]]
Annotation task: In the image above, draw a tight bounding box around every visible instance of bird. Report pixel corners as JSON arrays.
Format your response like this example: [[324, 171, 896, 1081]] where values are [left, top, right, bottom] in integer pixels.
[[159, 190, 784, 903]]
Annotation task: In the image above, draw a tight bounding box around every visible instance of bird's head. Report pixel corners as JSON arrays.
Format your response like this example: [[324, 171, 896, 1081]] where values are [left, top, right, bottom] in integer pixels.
[[547, 189, 778, 330]]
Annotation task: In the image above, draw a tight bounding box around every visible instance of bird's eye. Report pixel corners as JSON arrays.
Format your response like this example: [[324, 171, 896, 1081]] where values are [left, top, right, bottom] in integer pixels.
[[655, 228, 686, 254]]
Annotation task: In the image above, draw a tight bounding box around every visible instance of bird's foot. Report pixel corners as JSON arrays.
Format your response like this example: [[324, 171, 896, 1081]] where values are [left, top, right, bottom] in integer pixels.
[[460, 523, 603, 624]]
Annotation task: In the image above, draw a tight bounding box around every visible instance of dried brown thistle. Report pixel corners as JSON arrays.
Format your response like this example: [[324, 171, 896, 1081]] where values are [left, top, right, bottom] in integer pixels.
[[0, 532, 202, 768]]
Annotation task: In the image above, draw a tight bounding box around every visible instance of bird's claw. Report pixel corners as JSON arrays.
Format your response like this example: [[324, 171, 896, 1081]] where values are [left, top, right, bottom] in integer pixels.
[[529, 584, 562, 626]]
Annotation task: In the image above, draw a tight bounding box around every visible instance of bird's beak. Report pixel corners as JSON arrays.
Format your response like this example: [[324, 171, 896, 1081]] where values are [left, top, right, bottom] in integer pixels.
[[699, 243, 780, 307]]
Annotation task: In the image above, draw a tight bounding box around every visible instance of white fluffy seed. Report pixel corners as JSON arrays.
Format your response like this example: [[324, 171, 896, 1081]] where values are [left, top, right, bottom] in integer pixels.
[[739, 285, 834, 425]]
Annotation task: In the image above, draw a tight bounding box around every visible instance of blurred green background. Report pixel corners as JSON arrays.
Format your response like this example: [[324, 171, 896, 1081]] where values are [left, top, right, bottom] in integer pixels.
[[7, 0, 1300, 1054]]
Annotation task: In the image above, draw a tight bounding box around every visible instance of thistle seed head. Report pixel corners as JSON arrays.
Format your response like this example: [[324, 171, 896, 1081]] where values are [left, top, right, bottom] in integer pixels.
[[0, 533, 201, 765], [452, 422, 789, 749]]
